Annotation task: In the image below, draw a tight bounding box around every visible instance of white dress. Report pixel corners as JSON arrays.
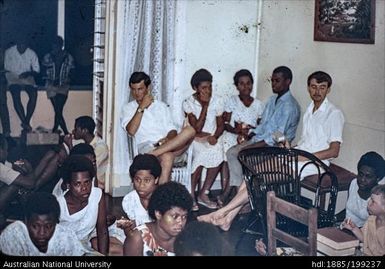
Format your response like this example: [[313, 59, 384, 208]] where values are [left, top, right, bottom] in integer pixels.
[[0, 221, 85, 256], [57, 186, 102, 244], [122, 190, 152, 226], [183, 95, 224, 172], [222, 95, 264, 155]]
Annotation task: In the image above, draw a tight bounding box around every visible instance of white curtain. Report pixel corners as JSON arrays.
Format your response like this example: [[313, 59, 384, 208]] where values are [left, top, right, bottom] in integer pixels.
[[112, 0, 176, 187]]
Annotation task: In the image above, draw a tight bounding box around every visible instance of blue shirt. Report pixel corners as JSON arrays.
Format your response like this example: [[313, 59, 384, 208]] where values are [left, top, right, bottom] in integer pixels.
[[252, 90, 301, 146]]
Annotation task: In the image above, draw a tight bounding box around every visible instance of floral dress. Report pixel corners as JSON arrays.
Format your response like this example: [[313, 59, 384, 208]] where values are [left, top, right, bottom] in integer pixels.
[[136, 224, 175, 256]]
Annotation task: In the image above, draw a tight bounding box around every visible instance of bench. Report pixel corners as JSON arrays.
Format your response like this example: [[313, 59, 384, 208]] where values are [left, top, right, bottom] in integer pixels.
[[301, 163, 356, 209]]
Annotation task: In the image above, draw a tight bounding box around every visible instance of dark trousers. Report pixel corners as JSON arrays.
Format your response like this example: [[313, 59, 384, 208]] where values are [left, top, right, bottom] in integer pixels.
[[0, 77, 10, 136], [50, 93, 69, 134], [9, 84, 37, 131]]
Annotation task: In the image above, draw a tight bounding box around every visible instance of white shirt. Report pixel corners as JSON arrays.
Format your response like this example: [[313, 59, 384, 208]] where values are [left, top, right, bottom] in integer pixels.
[[0, 221, 85, 256], [0, 161, 20, 185], [296, 98, 344, 166], [120, 100, 176, 146], [4, 45, 40, 86], [224, 95, 264, 128], [122, 190, 152, 226]]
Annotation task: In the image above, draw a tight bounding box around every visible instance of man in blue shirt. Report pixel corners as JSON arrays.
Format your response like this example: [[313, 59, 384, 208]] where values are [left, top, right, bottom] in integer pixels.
[[226, 66, 300, 188]]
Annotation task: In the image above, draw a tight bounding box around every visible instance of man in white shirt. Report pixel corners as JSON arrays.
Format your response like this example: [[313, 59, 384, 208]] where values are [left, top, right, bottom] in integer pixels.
[[4, 36, 40, 132], [121, 72, 195, 184], [294, 71, 345, 177]]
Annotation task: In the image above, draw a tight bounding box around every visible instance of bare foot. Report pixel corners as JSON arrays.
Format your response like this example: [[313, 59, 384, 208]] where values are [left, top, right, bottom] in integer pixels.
[[212, 215, 232, 231]]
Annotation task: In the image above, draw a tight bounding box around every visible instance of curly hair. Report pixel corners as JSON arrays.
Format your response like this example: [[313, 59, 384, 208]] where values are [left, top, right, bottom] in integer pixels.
[[23, 192, 60, 223], [148, 181, 193, 220], [74, 116, 96, 134], [129, 154, 162, 179], [190, 69, 212, 89], [357, 151, 385, 180], [61, 155, 95, 184], [174, 220, 233, 256], [233, 69, 253, 86], [70, 143, 95, 157]]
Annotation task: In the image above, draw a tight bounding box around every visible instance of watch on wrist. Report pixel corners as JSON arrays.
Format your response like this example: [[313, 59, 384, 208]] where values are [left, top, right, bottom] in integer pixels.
[[137, 107, 144, 113]]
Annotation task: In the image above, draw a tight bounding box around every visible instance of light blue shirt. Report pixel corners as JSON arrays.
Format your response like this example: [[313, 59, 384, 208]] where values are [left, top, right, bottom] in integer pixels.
[[252, 90, 301, 146]]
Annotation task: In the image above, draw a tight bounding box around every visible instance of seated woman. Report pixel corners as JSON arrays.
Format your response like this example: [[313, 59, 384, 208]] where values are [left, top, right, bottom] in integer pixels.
[[52, 143, 97, 197], [123, 181, 193, 256], [56, 155, 109, 255], [220, 69, 263, 204], [119, 154, 161, 232], [183, 69, 224, 211], [0, 192, 85, 256], [343, 151, 385, 227]]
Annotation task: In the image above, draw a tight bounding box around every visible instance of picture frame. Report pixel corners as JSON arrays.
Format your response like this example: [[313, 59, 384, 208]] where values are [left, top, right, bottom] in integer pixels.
[[314, 0, 375, 44]]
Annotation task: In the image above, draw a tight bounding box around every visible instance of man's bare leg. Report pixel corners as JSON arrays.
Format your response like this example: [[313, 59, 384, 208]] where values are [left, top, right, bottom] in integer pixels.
[[150, 126, 195, 156], [158, 152, 175, 184]]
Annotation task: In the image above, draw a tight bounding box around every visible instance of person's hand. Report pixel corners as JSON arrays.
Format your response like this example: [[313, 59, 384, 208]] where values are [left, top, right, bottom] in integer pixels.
[[140, 93, 154, 110], [255, 238, 267, 256], [12, 159, 32, 175], [340, 218, 356, 231], [63, 134, 73, 149], [117, 217, 136, 236], [207, 136, 217, 145]]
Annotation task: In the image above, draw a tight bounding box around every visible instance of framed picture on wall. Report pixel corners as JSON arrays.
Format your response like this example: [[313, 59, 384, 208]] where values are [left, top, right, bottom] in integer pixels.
[[314, 0, 375, 44]]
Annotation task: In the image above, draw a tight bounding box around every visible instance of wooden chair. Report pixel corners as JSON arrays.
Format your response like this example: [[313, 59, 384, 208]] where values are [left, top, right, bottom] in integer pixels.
[[266, 191, 318, 256]]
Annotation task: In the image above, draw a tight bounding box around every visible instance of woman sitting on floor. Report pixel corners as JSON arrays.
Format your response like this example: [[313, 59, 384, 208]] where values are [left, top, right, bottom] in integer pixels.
[[56, 155, 109, 255]]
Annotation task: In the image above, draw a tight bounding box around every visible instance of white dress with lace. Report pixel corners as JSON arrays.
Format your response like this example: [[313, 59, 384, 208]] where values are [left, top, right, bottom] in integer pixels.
[[0, 221, 85, 256], [183, 95, 224, 172], [222, 95, 264, 154]]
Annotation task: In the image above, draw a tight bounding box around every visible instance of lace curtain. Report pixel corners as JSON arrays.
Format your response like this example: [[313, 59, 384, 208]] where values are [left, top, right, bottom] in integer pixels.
[[112, 0, 176, 187]]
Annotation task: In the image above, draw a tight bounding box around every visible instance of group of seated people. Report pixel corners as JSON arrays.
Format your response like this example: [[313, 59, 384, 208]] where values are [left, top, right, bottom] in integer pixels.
[[0, 65, 384, 256]]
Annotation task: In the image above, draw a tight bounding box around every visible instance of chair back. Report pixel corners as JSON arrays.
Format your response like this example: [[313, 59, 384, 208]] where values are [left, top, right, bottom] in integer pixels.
[[238, 147, 338, 238], [266, 191, 318, 256]]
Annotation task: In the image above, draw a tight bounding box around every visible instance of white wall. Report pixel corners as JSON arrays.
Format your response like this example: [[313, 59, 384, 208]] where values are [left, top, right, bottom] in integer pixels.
[[257, 0, 385, 173], [173, 0, 260, 124]]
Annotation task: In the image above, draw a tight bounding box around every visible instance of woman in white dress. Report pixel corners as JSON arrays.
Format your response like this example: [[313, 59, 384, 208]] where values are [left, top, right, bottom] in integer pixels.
[[220, 69, 264, 204], [56, 155, 109, 255], [183, 69, 224, 210], [0, 192, 85, 256], [119, 154, 161, 232], [123, 181, 193, 256]]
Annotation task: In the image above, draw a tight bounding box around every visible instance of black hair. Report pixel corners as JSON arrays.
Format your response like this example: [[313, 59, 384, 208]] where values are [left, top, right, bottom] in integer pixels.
[[174, 220, 233, 256], [61, 155, 95, 184], [75, 116, 96, 134], [129, 72, 151, 87], [307, 71, 332, 87], [190, 69, 213, 89], [233, 69, 254, 86], [148, 181, 193, 220], [129, 154, 162, 179], [70, 143, 95, 157], [23, 192, 60, 223], [272, 66, 293, 82], [357, 151, 385, 180]]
